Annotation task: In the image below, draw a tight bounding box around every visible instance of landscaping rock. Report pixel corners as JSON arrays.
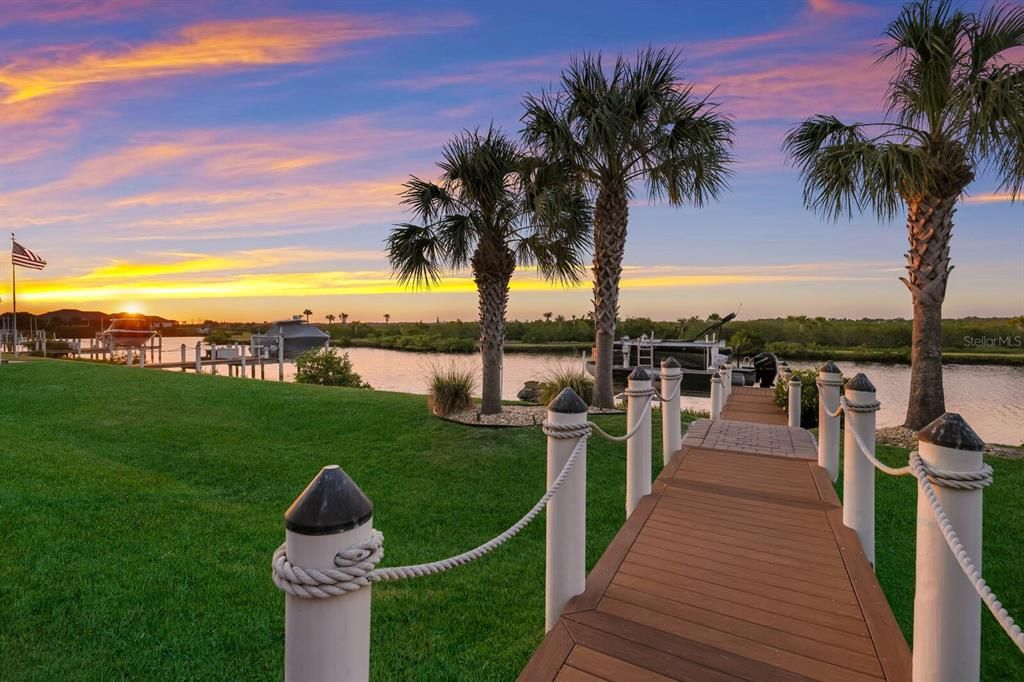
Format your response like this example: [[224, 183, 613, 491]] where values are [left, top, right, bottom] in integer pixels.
[[517, 381, 541, 403]]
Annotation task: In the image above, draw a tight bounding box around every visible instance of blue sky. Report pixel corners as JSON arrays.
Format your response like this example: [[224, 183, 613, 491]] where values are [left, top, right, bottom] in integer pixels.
[[0, 0, 1020, 322]]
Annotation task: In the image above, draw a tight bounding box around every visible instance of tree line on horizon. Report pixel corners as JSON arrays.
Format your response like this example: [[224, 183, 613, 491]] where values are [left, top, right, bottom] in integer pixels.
[[383, 0, 1023, 429]]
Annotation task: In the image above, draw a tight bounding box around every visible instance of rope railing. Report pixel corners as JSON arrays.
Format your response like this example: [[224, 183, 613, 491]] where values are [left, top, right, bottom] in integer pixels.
[[586, 391, 655, 442], [274, 379, 668, 599], [908, 453, 1022, 654], [274, 426, 590, 598], [828, 381, 1022, 656]]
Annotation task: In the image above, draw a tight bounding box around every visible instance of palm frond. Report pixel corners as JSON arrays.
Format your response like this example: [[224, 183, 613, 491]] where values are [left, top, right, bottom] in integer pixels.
[[522, 47, 735, 210], [399, 177, 454, 223], [384, 223, 444, 288], [881, 0, 967, 131], [784, 116, 927, 220], [965, 2, 1024, 77]]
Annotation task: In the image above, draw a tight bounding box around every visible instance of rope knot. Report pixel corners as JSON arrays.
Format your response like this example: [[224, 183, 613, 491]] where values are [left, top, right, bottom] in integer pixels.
[[272, 530, 384, 599], [910, 453, 993, 490], [843, 398, 881, 413], [541, 421, 592, 440]]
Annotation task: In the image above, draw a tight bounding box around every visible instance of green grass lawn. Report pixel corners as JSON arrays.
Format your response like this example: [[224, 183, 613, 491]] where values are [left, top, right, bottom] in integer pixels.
[[835, 443, 1023, 681], [2, 361, 1020, 680], [0, 360, 667, 681]]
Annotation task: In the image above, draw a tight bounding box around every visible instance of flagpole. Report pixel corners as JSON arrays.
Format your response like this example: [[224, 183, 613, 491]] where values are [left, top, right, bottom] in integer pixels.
[[11, 233, 17, 359]]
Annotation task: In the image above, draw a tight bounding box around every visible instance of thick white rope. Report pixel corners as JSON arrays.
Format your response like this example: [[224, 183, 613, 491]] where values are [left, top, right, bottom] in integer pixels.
[[587, 392, 655, 442], [273, 425, 589, 597], [653, 374, 682, 404], [909, 453, 1022, 653]]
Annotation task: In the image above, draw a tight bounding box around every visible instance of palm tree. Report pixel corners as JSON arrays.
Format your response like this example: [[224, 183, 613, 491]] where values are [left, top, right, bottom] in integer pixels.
[[302, 309, 312, 323], [523, 48, 735, 406], [326, 314, 336, 326], [383, 314, 391, 324], [340, 312, 348, 325], [784, 0, 1023, 429], [386, 126, 590, 414], [543, 312, 553, 322]]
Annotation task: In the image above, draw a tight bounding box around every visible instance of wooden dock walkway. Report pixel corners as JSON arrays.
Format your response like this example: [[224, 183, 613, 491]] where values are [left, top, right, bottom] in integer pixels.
[[520, 387, 911, 681]]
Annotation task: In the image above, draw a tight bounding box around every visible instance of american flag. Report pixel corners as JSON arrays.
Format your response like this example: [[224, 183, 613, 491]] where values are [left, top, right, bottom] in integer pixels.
[[12, 240, 46, 270]]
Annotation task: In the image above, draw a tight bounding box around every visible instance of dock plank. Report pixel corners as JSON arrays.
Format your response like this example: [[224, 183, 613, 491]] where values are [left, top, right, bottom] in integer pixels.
[[520, 388, 910, 681]]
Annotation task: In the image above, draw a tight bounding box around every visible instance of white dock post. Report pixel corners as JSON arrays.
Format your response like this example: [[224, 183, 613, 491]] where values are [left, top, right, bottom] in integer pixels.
[[278, 333, 285, 381], [282, 466, 374, 682], [723, 365, 732, 398], [195, 342, 202, 373], [240, 345, 247, 378], [544, 389, 588, 631], [210, 342, 218, 374], [912, 413, 987, 682], [41, 336, 47, 357], [180, 344, 186, 372], [787, 374, 801, 428], [842, 373, 879, 566], [660, 358, 682, 465], [625, 367, 653, 517], [138, 348, 145, 368], [817, 361, 842, 481], [710, 370, 723, 420]]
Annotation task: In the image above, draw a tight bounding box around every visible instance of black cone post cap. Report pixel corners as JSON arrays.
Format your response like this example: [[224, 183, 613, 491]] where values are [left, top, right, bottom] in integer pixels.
[[548, 387, 588, 413], [285, 465, 373, 535], [661, 357, 680, 368], [819, 360, 841, 374], [628, 366, 651, 381], [919, 413, 985, 452], [846, 373, 876, 392]]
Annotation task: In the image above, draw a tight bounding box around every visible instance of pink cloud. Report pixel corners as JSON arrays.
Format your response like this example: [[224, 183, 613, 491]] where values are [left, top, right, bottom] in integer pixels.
[[0, 0, 152, 25]]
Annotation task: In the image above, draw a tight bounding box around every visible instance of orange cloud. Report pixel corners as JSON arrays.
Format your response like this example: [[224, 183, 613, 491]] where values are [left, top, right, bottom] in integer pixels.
[[0, 12, 471, 126], [963, 192, 1017, 204]]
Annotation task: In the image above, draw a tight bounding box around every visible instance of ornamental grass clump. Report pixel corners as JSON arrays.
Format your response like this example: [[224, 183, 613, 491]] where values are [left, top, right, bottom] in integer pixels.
[[426, 361, 477, 416], [537, 364, 594, 405]]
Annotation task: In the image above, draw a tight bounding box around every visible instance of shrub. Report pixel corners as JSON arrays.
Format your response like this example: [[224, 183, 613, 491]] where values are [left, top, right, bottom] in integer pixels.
[[537, 364, 594, 405], [426, 361, 476, 416], [294, 348, 372, 388], [774, 369, 820, 428]]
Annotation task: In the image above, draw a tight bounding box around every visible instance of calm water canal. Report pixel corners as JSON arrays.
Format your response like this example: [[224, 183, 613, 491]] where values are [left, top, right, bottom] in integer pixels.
[[151, 337, 1023, 445]]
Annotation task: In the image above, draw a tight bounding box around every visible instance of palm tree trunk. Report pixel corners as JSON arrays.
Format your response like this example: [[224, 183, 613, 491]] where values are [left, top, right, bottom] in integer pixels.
[[474, 248, 515, 415], [592, 181, 629, 408], [900, 194, 956, 430]]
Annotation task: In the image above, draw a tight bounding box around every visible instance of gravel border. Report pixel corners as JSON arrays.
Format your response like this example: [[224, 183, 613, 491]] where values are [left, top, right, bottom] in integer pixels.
[[877, 425, 1022, 459], [439, 403, 623, 428]]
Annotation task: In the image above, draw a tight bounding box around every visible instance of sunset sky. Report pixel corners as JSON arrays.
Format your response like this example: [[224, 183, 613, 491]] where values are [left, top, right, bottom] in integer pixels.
[[1, 0, 1020, 323]]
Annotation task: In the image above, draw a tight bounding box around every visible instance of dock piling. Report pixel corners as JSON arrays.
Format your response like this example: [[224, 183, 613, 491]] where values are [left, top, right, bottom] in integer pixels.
[[625, 367, 653, 517], [710, 370, 723, 420], [787, 375, 801, 428], [544, 389, 588, 632], [912, 413, 987, 682], [817, 362, 843, 480], [842, 373, 879, 566], [660, 358, 682, 464], [278, 333, 285, 381], [195, 342, 202, 373], [281, 466, 374, 682]]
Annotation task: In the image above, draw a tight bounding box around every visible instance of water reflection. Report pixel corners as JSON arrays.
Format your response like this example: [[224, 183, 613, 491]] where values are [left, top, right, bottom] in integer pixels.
[[124, 337, 1023, 445]]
